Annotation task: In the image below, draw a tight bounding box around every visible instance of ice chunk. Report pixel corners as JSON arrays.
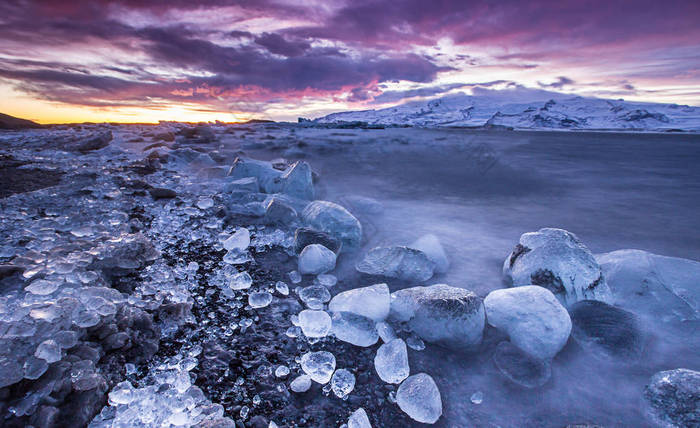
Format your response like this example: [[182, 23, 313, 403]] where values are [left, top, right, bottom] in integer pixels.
[[228, 157, 282, 193], [597, 249, 700, 321], [328, 283, 390, 322], [356, 246, 434, 282], [275, 281, 289, 296], [275, 365, 290, 378], [223, 228, 250, 252], [288, 270, 302, 284], [35, 339, 62, 363], [301, 351, 336, 384], [298, 244, 336, 275], [470, 391, 483, 404], [299, 285, 331, 308], [298, 310, 332, 338], [280, 161, 314, 200], [248, 292, 273, 309], [348, 408, 372, 428], [409, 234, 449, 274], [331, 368, 356, 399], [484, 285, 571, 359], [302, 201, 362, 252], [374, 339, 409, 384], [390, 284, 485, 350], [331, 311, 379, 347], [317, 274, 337, 287], [265, 196, 298, 226], [503, 228, 611, 306], [108, 381, 135, 405], [223, 176, 259, 193], [396, 373, 442, 424], [290, 374, 312, 393], [406, 334, 425, 351], [0, 359, 23, 388], [229, 271, 253, 290], [23, 357, 48, 380], [196, 196, 214, 209], [376, 322, 398, 343], [25, 279, 60, 295]]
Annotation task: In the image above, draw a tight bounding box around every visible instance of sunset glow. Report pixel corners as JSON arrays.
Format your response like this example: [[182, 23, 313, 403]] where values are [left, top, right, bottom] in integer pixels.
[[1, 0, 699, 123]]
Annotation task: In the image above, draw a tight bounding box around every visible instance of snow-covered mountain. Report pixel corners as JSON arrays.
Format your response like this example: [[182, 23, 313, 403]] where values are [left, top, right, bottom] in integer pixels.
[[313, 90, 700, 131]]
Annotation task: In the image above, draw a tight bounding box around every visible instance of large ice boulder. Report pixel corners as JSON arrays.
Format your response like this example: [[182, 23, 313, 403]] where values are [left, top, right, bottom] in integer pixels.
[[643, 368, 699, 428], [328, 284, 390, 322], [596, 249, 700, 322], [409, 234, 449, 274], [503, 228, 611, 306], [298, 244, 336, 275], [396, 373, 442, 424], [302, 201, 362, 252], [356, 246, 435, 282], [484, 285, 572, 359], [389, 284, 485, 350], [569, 300, 644, 360], [374, 338, 410, 384]]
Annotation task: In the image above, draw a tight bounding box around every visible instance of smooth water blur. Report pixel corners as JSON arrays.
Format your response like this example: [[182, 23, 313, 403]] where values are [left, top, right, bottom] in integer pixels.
[[249, 127, 700, 427]]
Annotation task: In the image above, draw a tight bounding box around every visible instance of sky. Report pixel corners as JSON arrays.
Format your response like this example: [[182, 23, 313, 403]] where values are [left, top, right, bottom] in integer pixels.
[[1, 0, 699, 124]]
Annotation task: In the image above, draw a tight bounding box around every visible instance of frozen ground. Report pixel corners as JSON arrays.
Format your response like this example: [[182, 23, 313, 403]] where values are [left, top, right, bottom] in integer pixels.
[[0, 122, 698, 427]]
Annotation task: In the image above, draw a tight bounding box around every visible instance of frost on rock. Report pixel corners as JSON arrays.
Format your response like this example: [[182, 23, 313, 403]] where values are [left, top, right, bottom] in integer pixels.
[[348, 408, 372, 428], [484, 285, 572, 360], [356, 246, 435, 282], [328, 283, 390, 322], [409, 234, 449, 274], [298, 309, 332, 338], [596, 249, 700, 322], [396, 373, 442, 424], [301, 351, 336, 384], [290, 374, 312, 393], [301, 201, 362, 252], [643, 368, 700, 428], [374, 338, 409, 384], [331, 368, 356, 398], [331, 311, 379, 347], [390, 284, 485, 350], [298, 244, 336, 275], [503, 228, 611, 306]]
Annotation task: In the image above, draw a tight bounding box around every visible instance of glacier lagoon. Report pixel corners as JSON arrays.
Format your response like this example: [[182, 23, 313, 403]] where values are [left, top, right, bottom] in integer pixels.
[[0, 123, 698, 427]]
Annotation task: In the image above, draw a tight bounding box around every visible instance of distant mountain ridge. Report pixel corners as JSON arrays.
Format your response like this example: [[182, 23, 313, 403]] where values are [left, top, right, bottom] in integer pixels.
[[0, 113, 42, 129], [313, 91, 700, 131]]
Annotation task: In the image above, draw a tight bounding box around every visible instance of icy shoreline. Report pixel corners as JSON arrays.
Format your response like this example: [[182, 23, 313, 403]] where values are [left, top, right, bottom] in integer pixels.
[[0, 122, 698, 427]]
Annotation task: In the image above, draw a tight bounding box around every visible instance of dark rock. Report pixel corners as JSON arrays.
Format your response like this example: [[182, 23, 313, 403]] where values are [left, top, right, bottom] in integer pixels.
[[0, 264, 24, 280], [644, 368, 699, 427], [569, 300, 644, 360], [493, 341, 551, 388], [154, 131, 175, 142], [293, 227, 342, 254], [149, 187, 177, 200], [73, 131, 113, 153]]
